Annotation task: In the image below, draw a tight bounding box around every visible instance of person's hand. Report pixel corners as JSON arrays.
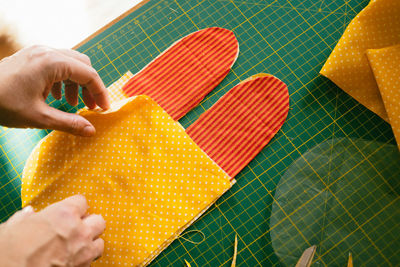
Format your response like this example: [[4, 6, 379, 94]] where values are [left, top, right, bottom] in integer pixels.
[[0, 45, 110, 136], [0, 195, 105, 267]]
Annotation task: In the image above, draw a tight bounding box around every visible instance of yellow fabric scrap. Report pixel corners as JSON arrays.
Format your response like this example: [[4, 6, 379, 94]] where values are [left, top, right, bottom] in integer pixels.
[[107, 71, 133, 103], [367, 45, 400, 149], [320, 0, 400, 122], [21, 95, 233, 266]]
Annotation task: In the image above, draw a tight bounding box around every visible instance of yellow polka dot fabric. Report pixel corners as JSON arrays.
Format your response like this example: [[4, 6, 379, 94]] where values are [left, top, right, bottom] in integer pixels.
[[367, 45, 400, 150], [22, 95, 233, 266], [320, 0, 400, 122]]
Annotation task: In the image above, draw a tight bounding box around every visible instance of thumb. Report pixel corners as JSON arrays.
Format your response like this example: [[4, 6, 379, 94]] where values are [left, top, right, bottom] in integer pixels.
[[7, 206, 35, 224], [39, 105, 96, 137]]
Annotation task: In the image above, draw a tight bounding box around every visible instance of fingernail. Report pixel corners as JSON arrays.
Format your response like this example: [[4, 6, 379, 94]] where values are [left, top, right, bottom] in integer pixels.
[[103, 101, 111, 110], [22, 205, 34, 213], [82, 125, 96, 137]]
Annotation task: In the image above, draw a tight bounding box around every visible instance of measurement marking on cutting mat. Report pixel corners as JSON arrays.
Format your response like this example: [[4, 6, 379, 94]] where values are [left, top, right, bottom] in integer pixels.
[[137, 23, 161, 53], [287, 1, 332, 49], [82, 0, 206, 53], [95, 0, 340, 79], [216, 205, 263, 266], [99, 48, 122, 76], [93, 0, 206, 72], [317, 196, 398, 262], [177, 239, 198, 267], [93, 0, 348, 101], [174, 0, 199, 31], [0, 146, 21, 182]]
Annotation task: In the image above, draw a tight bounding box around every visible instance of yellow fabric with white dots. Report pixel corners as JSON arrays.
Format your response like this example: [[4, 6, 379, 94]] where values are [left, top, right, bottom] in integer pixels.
[[367, 45, 400, 150], [21, 95, 233, 266], [320, 0, 400, 122]]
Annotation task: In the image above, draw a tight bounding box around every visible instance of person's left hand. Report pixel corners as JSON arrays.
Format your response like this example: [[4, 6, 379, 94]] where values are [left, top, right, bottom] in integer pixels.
[[0, 45, 110, 136]]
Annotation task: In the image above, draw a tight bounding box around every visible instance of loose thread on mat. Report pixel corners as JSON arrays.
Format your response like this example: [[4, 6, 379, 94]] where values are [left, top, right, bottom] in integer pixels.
[[231, 234, 238, 267], [178, 230, 206, 245]]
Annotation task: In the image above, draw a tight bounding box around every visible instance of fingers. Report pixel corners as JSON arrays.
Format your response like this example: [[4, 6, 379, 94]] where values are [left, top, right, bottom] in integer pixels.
[[64, 59, 110, 110], [56, 49, 91, 66], [38, 103, 96, 136], [56, 49, 99, 109], [82, 87, 96, 109], [83, 214, 106, 240], [64, 80, 79, 106], [74, 238, 104, 267], [92, 238, 105, 261], [52, 55, 110, 110], [41, 48, 109, 110], [53, 79, 93, 109], [51, 82, 62, 100], [58, 195, 89, 218], [57, 50, 94, 108], [7, 206, 35, 224]]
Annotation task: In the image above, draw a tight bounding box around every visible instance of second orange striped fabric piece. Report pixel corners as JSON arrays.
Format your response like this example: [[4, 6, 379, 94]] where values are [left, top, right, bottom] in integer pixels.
[[186, 74, 290, 178], [122, 27, 239, 120]]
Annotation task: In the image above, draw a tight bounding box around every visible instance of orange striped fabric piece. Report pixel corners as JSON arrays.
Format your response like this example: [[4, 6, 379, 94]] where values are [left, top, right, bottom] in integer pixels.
[[122, 27, 239, 120], [186, 74, 289, 178]]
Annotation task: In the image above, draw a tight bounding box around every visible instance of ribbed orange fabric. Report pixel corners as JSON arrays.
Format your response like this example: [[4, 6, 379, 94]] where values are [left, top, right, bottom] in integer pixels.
[[122, 27, 239, 120], [186, 74, 289, 178]]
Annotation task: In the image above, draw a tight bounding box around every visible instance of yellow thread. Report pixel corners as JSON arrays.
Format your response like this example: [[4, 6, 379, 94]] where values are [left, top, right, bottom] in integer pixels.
[[348, 252, 353, 267], [178, 230, 206, 245], [231, 235, 238, 267]]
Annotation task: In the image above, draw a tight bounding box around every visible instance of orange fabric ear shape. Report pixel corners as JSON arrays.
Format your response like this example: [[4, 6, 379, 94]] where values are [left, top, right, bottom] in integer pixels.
[[122, 27, 239, 120], [186, 74, 289, 177]]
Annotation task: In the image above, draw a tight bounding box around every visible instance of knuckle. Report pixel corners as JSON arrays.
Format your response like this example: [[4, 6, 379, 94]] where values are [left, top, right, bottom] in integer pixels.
[[69, 115, 80, 133], [99, 214, 106, 227], [74, 194, 88, 206], [30, 46, 54, 61], [97, 238, 105, 254], [94, 214, 106, 231], [80, 226, 92, 240], [87, 67, 99, 81], [90, 238, 105, 262], [58, 205, 76, 219], [36, 107, 57, 130], [28, 44, 45, 52], [81, 54, 91, 65], [75, 246, 93, 266]]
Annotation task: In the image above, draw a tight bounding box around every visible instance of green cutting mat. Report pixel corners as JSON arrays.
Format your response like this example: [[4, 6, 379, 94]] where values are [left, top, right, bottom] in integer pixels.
[[1, 0, 399, 266]]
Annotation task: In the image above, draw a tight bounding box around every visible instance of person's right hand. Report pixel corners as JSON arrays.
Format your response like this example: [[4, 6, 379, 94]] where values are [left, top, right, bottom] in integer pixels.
[[0, 195, 105, 267], [0, 45, 110, 137]]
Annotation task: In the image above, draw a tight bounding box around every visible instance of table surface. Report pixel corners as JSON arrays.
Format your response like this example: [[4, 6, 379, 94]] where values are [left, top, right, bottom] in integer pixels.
[[0, 0, 142, 48], [0, 0, 399, 266]]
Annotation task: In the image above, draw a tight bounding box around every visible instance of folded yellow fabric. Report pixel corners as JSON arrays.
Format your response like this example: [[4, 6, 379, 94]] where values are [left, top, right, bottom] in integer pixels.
[[320, 0, 400, 121], [367, 45, 400, 149], [22, 95, 233, 266]]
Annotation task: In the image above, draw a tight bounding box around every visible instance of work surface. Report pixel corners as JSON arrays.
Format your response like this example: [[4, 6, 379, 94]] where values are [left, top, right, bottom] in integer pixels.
[[1, 0, 399, 266]]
